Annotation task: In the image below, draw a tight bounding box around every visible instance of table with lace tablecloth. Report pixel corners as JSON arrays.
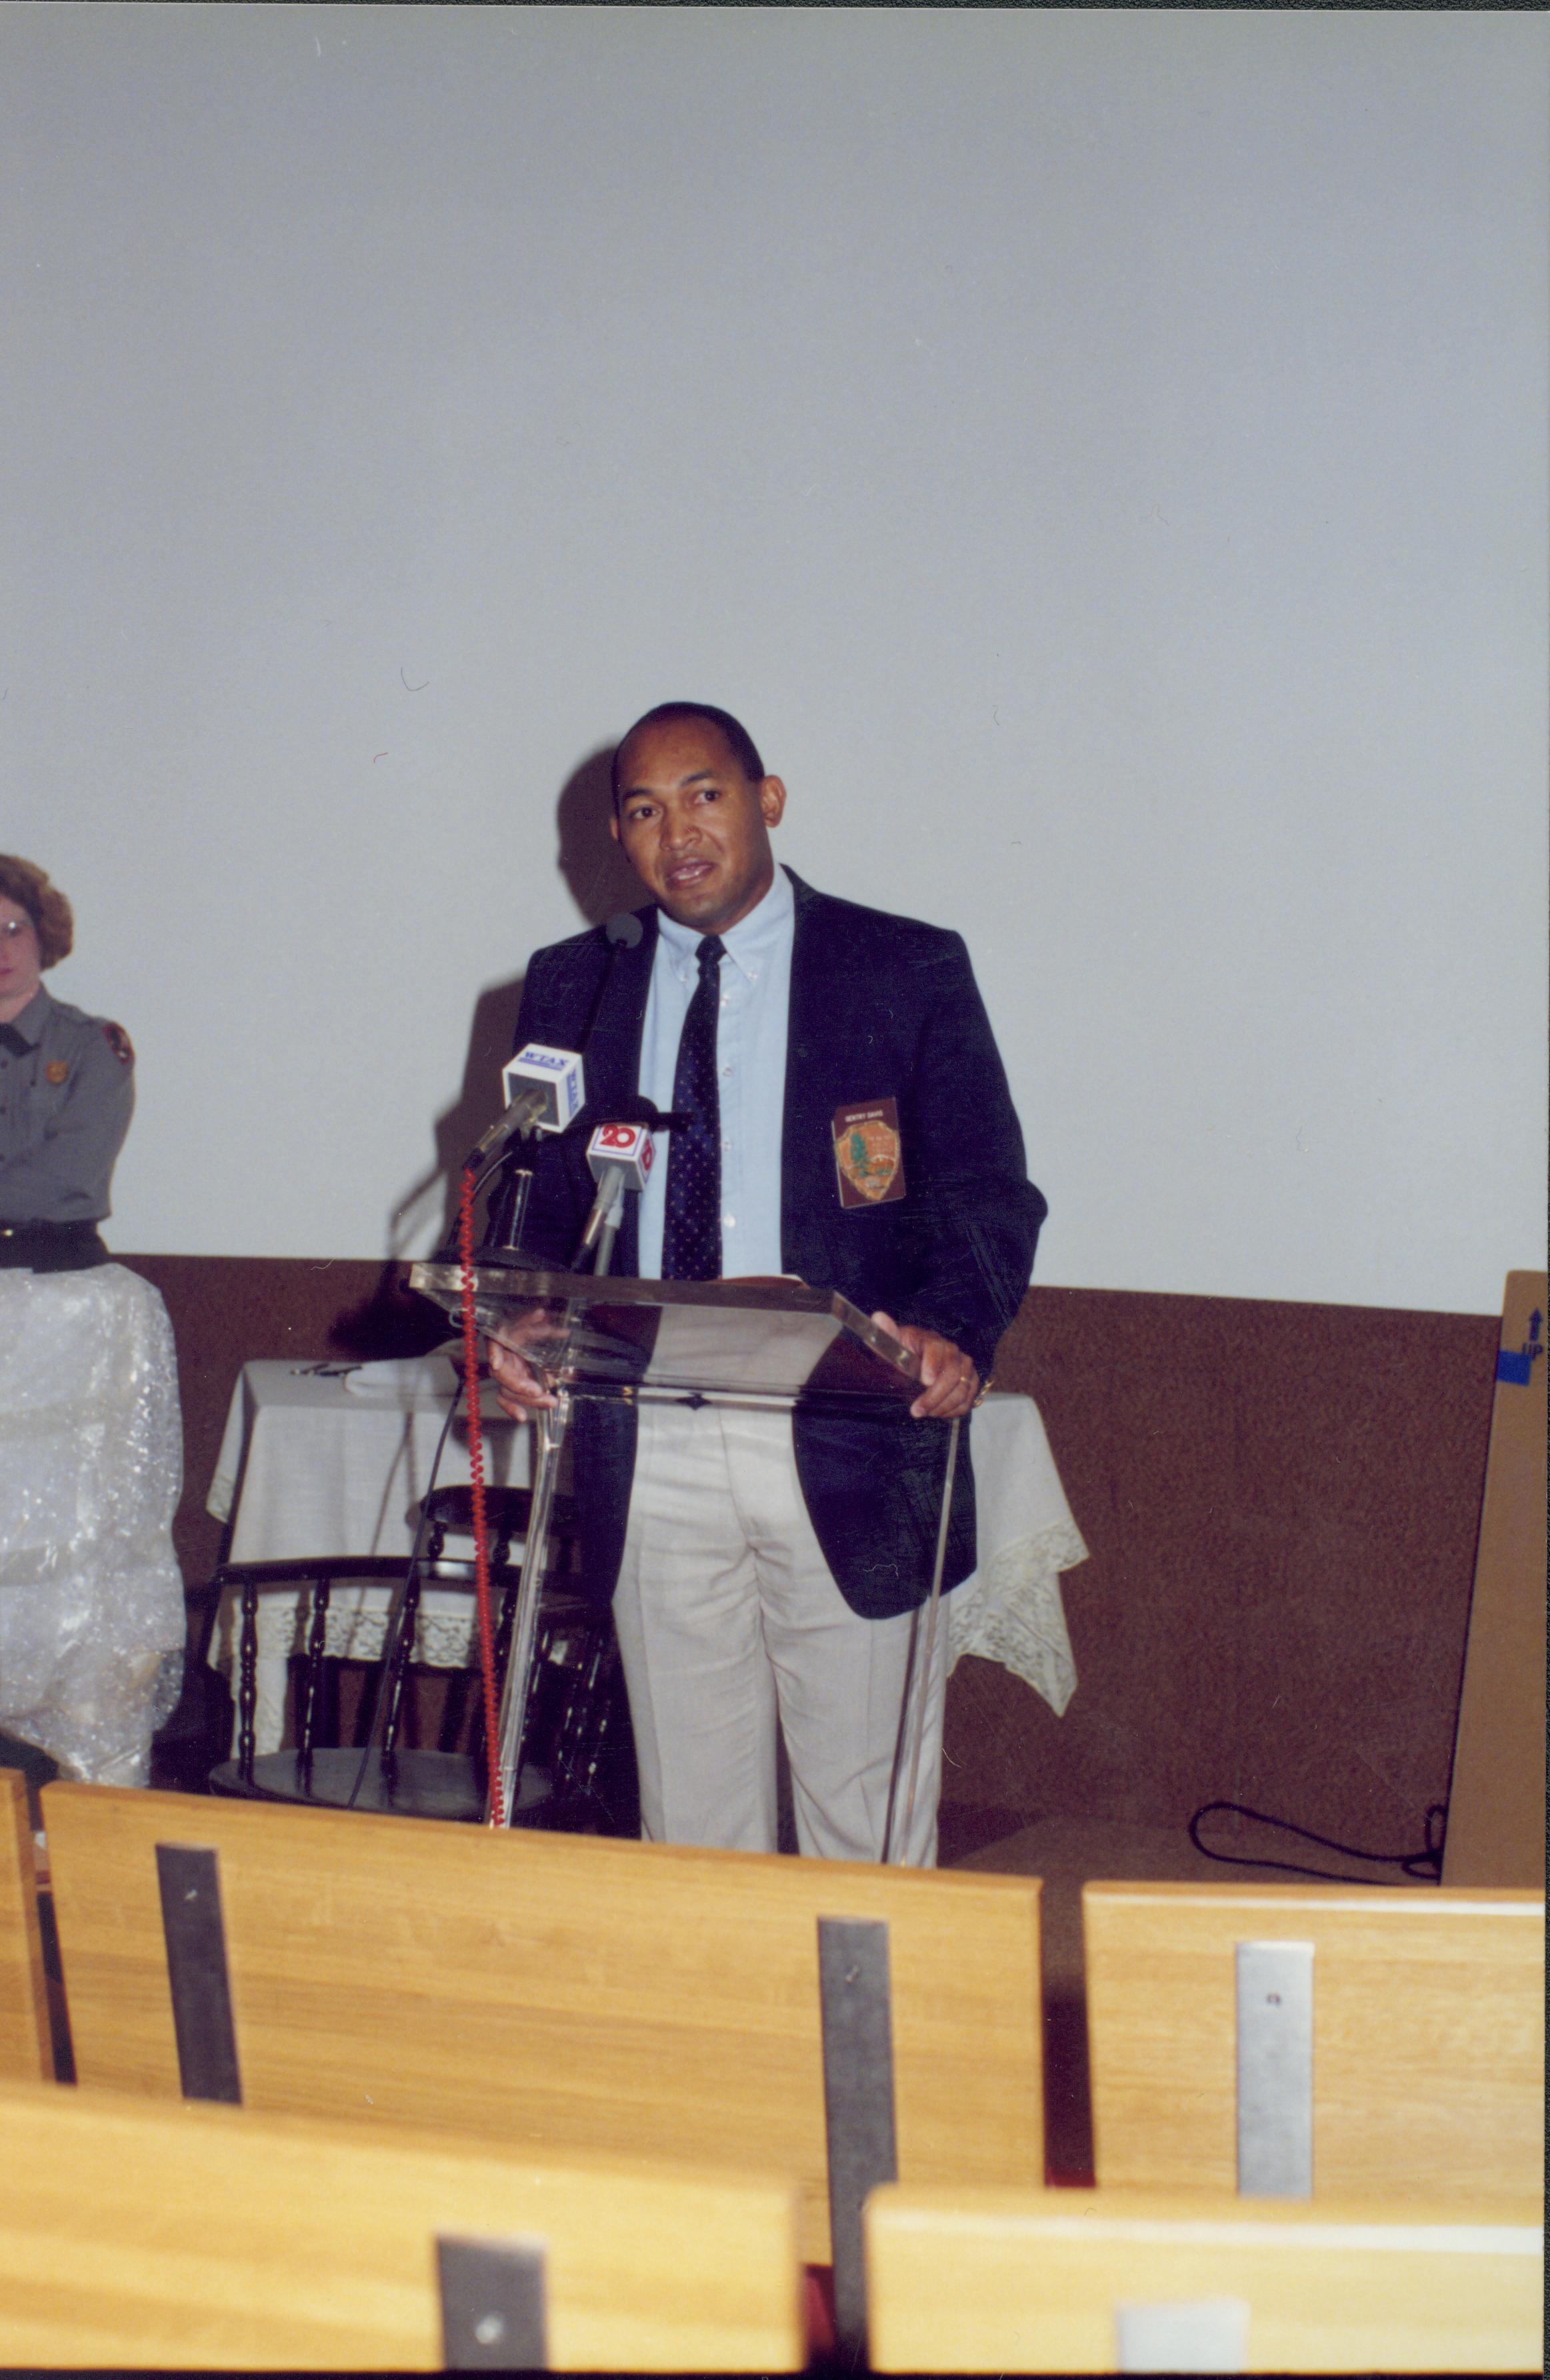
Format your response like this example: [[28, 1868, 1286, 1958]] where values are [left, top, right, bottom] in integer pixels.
[[205, 1358, 1086, 1756]]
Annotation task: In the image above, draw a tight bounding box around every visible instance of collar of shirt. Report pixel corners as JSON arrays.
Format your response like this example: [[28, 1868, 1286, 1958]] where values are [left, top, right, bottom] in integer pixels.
[[654, 863, 795, 989], [2, 986, 50, 1048]]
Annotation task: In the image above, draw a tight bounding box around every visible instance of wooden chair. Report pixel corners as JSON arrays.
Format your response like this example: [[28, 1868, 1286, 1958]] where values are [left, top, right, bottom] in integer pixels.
[[0, 1770, 50, 2081], [864, 2181, 1543, 2373], [208, 1485, 611, 1824], [0, 2075, 803, 2369], [1084, 1880, 1544, 2200], [43, 1780, 1044, 2265]]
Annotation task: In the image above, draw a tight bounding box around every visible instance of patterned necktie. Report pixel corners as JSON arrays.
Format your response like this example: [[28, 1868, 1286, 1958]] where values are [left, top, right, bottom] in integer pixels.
[[661, 934, 725, 1280]]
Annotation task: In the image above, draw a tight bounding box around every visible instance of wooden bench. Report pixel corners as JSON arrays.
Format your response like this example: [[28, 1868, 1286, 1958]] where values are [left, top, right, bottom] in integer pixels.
[[0, 2075, 802, 2369], [1084, 1880, 1544, 2199], [43, 1780, 1044, 2264], [864, 2181, 1543, 2372], [0, 1771, 50, 2081]]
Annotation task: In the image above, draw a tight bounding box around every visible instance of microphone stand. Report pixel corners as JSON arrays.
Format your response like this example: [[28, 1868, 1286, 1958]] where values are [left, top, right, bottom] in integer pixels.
[[573, 1164, 629, 1277], [481, 1143, 535, 1260], [568, 1107, 686, 1278], [593, 1186, 625, 1277], [473, 911, 646, 1271]]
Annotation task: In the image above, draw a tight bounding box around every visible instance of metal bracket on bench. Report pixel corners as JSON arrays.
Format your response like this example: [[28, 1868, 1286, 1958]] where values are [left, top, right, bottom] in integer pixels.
[[155, 1843, 243, 2105], [1235, 1939, 1313, 2197], [1116, 2297, 1250, 2373], [818, 1915, 898, 2365], [437, 2235, 548, 2371]]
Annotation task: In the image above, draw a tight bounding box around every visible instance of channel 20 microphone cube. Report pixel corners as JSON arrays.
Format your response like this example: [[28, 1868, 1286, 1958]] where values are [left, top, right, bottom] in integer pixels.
[[586, 1120, 655, 1194]]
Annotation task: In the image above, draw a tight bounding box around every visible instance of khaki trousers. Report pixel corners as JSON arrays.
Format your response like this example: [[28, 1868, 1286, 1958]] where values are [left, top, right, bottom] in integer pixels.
[[611, 1400, 948, 1864]]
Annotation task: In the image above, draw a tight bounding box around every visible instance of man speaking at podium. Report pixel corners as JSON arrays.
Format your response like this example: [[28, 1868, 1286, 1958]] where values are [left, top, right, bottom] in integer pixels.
[[490, 704, 1045, 1864]]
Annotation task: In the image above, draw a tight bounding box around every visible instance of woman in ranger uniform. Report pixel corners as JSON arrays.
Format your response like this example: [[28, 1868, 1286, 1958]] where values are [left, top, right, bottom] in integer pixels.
[[0, 853, 135, 1272]]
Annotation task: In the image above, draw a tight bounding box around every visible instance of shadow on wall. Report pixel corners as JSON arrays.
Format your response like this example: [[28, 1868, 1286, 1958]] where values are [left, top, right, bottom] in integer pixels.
[[346, 746, 635, 1352], [556, 744, 643, 925]]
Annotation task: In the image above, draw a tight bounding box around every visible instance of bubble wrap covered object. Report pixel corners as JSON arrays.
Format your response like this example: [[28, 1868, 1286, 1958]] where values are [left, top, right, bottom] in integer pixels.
[[0, 1265, 185, 1785]]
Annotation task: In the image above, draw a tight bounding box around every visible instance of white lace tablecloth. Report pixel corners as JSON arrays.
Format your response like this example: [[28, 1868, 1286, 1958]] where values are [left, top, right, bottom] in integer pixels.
[[948, 1392, 1086, 1716], [206, 1362, 1085, 1755], [0, 1265, 186, 1784]]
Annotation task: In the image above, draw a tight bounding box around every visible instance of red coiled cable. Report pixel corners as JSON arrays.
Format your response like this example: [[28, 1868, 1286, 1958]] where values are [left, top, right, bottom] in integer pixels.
[[457, 1166, 505, 1827]]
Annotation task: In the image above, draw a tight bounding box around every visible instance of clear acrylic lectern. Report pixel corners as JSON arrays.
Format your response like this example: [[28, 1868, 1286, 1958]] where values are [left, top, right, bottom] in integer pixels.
[[408, 1264, 942, 1831]]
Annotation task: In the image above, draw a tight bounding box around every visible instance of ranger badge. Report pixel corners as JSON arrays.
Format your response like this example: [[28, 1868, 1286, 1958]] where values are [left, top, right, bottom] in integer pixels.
[[45, 1059, 69, 1085], [832, 1098, 907, 1208]]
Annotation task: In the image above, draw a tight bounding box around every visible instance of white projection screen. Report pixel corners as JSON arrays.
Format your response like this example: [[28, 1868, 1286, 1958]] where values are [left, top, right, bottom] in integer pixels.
[[3, 5, 1545, 1313]]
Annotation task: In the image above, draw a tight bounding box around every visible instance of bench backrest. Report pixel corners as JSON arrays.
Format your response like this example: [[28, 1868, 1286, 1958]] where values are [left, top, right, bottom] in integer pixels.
[[44, 1781, 1043, 2263], [0, 1770, 49, 2081], [1084, 1880, 1544, 2199], [0, 2075, 802, 2369], [865, 2181, 1543, 2373]]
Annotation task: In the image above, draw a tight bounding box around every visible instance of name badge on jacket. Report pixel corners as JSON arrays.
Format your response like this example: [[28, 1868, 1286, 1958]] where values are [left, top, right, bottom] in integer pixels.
[[833, 1098, 906, 1208]]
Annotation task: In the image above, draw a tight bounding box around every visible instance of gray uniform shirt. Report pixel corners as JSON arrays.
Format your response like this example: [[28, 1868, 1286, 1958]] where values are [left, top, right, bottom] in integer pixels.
[[0, 984, 135, 1222]]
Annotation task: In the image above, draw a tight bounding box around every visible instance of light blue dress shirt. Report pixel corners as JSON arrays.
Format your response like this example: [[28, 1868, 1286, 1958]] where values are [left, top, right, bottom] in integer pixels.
[[635, 864, 794, 1280]]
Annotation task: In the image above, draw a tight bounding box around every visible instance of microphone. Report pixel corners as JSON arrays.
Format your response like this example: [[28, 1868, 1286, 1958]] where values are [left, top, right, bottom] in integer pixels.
[[589, 1095, 691, 1133], [574, 1119, 655, 1270], [574, 911, 646, 1060], [463, 1042, 585, 1172]]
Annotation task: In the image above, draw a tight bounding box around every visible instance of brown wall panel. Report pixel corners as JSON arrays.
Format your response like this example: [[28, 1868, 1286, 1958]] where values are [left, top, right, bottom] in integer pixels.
[[115, 1257, 1498, 1853], [976, 1287, 1497, 1845]]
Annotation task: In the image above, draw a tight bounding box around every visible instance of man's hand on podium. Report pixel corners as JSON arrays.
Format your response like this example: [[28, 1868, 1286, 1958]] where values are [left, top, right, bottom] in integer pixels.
[[487, 1311, 561, 1416], [486, 1296, 979, 1422], [870, 1312, 981, 1421]]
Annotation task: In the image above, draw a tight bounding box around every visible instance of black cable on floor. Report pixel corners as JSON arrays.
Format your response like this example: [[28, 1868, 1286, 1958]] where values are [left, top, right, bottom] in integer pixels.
[[1188, 1797, 1447, 1886]]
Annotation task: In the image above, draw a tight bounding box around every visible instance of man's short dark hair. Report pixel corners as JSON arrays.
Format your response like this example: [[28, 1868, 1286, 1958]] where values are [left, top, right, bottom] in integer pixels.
[[612, 702, 765, 807]]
